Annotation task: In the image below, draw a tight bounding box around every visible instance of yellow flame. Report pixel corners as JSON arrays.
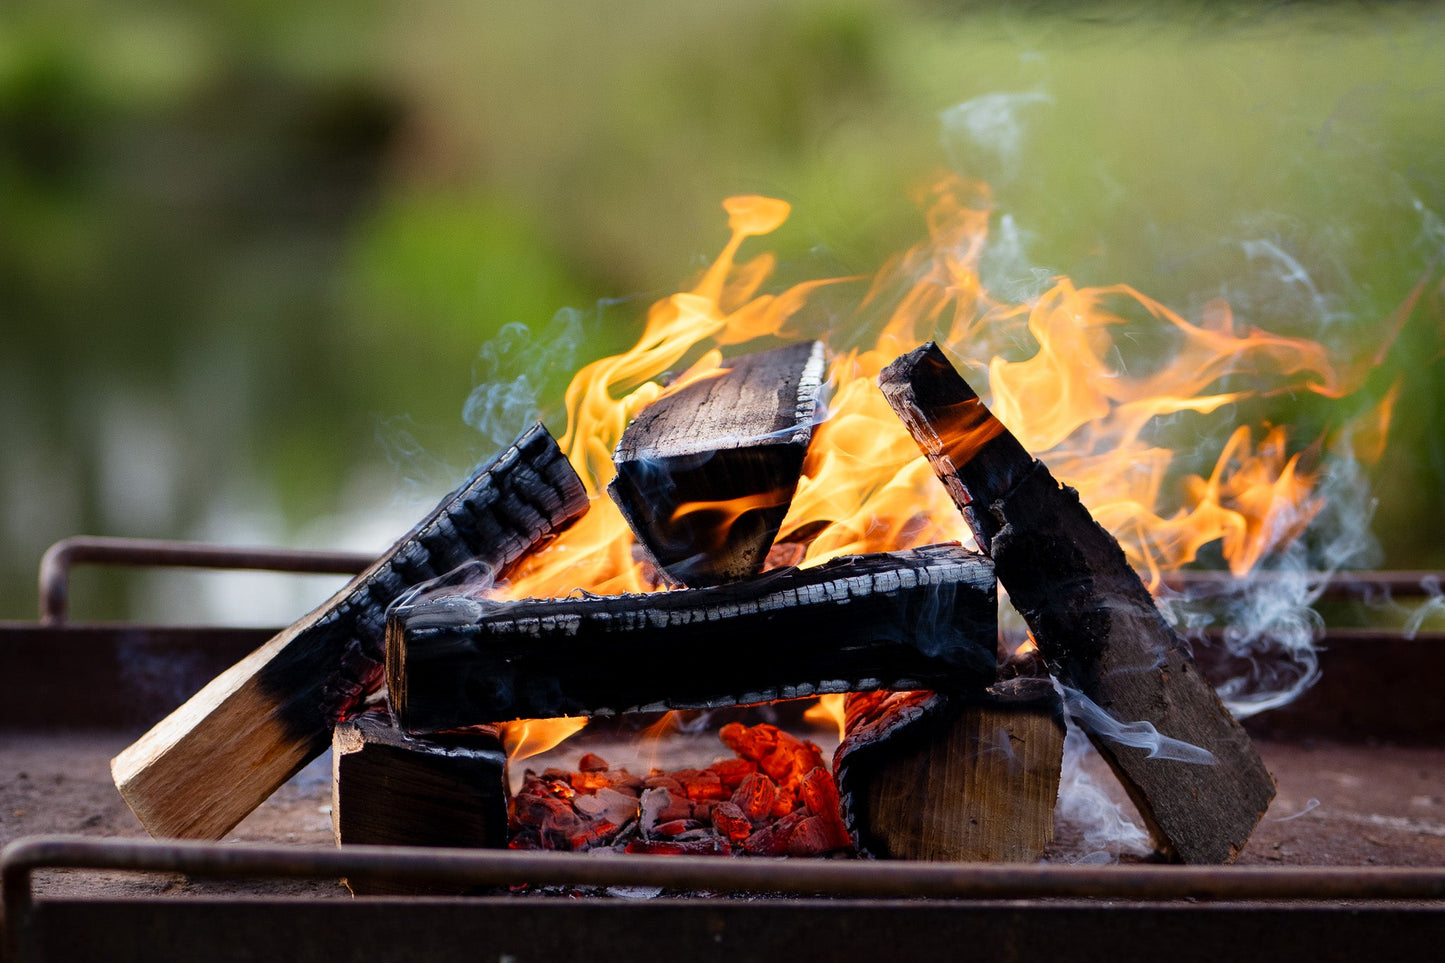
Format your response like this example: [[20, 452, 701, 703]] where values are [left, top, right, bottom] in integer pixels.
[[488, 172, 1407, 755], [500, 717, 589, 764], [803, 694, 848, 743]]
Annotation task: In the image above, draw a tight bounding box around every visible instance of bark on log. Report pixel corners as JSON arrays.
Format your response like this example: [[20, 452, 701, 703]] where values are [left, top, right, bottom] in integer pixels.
[[388, 544, 997, 732], [333, 709, 508, 894], [835, 677, 1064, 861], [878, 342, 1275, 863], [111, 424, 589, 840], [608, 340, 827, 587]]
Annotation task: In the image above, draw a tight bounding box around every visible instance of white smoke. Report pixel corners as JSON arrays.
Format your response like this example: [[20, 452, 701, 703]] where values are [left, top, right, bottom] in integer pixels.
[[1060, 686, 1216, 765], [1053, 725, 1153, 862], [464, 308, 587, 448], [939, 90, 1053, 187]]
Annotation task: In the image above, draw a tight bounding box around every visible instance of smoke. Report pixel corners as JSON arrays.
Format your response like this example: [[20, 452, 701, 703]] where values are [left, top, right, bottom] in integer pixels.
[[1403, 576, 1445, 639], [939, 90, 1053, 189], [1163, 444, 1384, 719], [1053, 725, 1153, 862], [464, 308, 587, 448], [1060, 686, 1216, 765]]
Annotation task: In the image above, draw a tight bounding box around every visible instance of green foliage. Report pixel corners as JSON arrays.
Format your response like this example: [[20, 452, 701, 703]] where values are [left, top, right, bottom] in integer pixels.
[[1, 0, 1442, 620]]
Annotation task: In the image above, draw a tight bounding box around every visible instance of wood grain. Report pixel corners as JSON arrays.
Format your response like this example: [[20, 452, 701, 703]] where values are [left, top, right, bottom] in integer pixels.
[[608, 340, 826, 586], [111, 423, 588, 840], [879, 342, 1276, 863]]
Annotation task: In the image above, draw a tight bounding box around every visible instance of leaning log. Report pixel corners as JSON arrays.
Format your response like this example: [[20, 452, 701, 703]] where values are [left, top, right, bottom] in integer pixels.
[[608, 340, 827, 586], [835, 677, 1064, 861], [389, 544, 997, 732], [111, 423, 589, 841], [333, 709, 508, 894], [878, 342, 1275, 863]]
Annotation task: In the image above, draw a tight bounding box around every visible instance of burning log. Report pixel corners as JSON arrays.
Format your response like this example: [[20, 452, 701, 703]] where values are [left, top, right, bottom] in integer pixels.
[[608, 340, 827, 586], [332, 709, 507, 894], [878, 342, 1276, 863], [387, 544, 997, 732], [110, 424, 589, 841], [835, 677, 1064, 861]]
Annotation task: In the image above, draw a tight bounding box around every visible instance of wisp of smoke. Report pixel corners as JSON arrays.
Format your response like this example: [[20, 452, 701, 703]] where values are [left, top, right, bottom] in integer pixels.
[[464, 308, 587, 448], [1053, 725, 1153, 862], [1060, 686, 1216, 765]]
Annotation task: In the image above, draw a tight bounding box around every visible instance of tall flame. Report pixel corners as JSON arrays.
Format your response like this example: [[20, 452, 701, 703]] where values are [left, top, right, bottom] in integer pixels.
[[500, 172, 1391, 605], [490, 172, 1408, 751]]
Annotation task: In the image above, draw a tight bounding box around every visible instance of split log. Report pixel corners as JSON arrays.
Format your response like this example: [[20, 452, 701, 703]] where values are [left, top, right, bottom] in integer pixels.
[[835, 677, 1064, 861], [110, 424, 589, 840], [608, 340, 827, 586], [878, 342, 1276, 863], [389, 544, 996, 731], [333, 709, 507, 894]]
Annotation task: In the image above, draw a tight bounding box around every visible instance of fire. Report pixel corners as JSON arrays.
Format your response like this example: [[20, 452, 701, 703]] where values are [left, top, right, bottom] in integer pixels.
[[804, 694, 848, 743], [492, 170, 1402, 746], [500, 717, 589, 764]]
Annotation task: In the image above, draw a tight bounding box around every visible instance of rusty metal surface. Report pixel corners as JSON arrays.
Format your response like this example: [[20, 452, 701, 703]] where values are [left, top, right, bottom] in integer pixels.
[[11, 897, 1445, 963], [1163, 568, 1443, 599], [5, 837, 1445, 963], [8, 835, 1445, 902], [4, 544, 1444, 960], [0, 624, 274, 730], [38, 536, 374, 626]]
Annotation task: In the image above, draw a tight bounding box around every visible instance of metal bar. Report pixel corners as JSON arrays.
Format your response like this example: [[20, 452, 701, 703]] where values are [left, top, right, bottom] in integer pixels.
[[1162, 569, 1444, 600], [38, 536, 376, 626], [6, 836, 1445, 913], [17, 898, 1445, 963]]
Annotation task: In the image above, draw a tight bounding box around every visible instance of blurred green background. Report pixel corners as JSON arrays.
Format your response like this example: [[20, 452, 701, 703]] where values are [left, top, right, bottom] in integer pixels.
[[2, 1, 1442, 624]]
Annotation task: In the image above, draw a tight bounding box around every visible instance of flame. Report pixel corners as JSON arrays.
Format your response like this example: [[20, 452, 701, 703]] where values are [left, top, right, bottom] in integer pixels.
[[500, 717, 589, 764], [487, 171, 1409, 752], [803, 694, 848, 742]]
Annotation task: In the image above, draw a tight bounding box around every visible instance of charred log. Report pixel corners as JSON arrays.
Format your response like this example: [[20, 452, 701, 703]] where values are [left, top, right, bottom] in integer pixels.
[[608, 340, 827, 587], [332, 709, 508, 894], [835, 677, 1064, 861], [388, 545, 997, 732], [878, 342, 1276, 864], [111, 424, 589, 841]]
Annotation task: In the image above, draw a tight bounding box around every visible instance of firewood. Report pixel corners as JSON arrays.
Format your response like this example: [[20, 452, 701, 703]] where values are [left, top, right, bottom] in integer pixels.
[[331, 709, 507, 895], [878, 342, 1276, 863], [110, 424, 589, 841], [388, 545, 997, 731], [608, 340, 827, 586], [835, 677, 1064, 861]]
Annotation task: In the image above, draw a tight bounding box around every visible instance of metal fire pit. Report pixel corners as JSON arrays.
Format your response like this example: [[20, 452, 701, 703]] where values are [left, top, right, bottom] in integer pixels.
[[3, 537, 1444, 962]]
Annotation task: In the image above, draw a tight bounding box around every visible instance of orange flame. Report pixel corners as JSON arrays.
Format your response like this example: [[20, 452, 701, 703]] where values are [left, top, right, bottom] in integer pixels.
[[489, 171, 1407, 751], [500, 717, 589, 764], [803, 694, 848, 743]]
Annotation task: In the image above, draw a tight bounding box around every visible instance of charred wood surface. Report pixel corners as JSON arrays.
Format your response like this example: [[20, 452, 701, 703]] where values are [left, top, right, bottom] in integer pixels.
[[110, 424, 589, 841], [608, 340, 827, 587], [333, 710, 508, 894], [835, 678, 1064, 861], [879, 343, 1276, 864], [388, 545, 996, 732]]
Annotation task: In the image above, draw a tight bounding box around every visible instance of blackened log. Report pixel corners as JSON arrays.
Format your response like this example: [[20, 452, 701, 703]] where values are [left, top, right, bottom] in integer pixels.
[[388, 544, 996, 732], [608, 340, 827, 587], [835, 677, 1064, 861], [111, 424, 589, 841], [878, 342, 1275, 863], [333, 709, 508, 894]]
